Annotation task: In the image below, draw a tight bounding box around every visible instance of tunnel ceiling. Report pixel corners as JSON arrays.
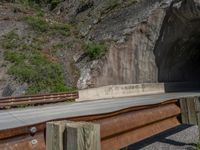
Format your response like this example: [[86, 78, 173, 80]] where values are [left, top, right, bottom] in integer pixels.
[[154, 0, 200, 82]]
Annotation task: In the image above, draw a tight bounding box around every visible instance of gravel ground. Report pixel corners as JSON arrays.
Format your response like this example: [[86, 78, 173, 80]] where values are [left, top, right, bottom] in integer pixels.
[[122, 124, 199, 150]]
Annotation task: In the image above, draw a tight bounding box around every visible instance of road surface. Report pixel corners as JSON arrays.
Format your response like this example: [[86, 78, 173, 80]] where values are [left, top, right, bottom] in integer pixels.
[[0, 92, 200, 130]]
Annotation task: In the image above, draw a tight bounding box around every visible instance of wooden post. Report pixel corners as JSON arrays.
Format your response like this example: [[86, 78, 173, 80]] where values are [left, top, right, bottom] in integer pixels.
[[179, 96, 200, 135], [179, 98, 189, 124], [194, 97, 200, 135], [46, 121, 101, 150], [46, 121, 68, 150]]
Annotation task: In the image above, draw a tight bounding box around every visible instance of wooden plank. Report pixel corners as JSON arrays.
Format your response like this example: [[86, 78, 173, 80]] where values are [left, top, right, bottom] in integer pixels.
[[194, 96, 200, 136], [46, 121, 100, 150], [179, 98, 189, 124], [180, 97, 200, 126], [65, 122, 101, 150], [46, 121, 69, 150], [186, 97, 197, 124]]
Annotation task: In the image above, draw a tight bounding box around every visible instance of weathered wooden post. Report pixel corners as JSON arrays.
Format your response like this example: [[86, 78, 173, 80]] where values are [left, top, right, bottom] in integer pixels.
[[46, 121, 67, 150], [179, 96, 200, 135], [46, 121, 101, 150]]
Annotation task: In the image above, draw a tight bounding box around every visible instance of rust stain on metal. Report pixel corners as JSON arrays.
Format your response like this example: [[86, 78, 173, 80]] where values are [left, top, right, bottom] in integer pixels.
[[94, 103, 180, 139], [0, 133, 45, 150], [101, 117, 180, 150], [0, 92, 78, 109], [0, 100, 177, 140]]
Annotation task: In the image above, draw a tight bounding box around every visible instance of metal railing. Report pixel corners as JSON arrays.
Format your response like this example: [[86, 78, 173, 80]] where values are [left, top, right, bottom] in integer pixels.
[[0, 92, 78, 109], [0, 100, 180, 150]]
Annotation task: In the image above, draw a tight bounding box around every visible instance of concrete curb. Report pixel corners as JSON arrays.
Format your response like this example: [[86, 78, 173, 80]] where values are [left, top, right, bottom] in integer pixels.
[[77, 83, 165, 101]]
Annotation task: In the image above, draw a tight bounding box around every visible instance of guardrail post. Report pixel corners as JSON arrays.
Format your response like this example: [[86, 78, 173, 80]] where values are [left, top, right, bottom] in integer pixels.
[[179, 97, 200, 135], [46, 121, 101, 150]]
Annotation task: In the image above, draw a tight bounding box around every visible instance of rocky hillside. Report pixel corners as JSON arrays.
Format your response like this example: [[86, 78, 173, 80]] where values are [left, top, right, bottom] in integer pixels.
[[0, 1, 81, 96], [0, 0, 200, 96]]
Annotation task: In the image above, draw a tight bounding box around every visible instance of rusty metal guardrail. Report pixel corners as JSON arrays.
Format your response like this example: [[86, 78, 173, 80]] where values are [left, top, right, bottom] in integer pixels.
[[0, 92, 78, 109], [0, 99, 180, 150]]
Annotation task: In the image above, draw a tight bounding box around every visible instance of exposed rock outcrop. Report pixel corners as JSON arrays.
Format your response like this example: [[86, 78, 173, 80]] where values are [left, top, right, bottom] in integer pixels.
[[72, 0, 200, 89]]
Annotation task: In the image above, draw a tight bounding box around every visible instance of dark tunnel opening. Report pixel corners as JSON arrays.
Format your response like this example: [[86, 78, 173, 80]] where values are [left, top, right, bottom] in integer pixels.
[[154, 0, 200, 84]]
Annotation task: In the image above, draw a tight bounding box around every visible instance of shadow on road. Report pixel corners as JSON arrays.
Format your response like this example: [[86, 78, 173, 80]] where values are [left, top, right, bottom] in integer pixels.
[[121, 124, 197, 150]]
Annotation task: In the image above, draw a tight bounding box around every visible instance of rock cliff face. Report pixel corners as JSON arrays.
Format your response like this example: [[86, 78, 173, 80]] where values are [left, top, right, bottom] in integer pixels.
[[1, 0, 200, 95], [65, 0, 200, 89]]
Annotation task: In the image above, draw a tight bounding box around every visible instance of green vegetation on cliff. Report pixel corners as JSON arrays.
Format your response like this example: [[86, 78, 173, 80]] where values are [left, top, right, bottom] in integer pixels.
[[197, 141, 200, 150], [1, 31, 73, 94], [22, 16, 71, 36], [85, 42, 108, 60], [15, 0, 61, 10], [0, 0, 116, 95]]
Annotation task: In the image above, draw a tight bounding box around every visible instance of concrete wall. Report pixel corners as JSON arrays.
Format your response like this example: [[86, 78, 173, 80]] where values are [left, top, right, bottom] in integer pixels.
[[77, 83, 165, 101]]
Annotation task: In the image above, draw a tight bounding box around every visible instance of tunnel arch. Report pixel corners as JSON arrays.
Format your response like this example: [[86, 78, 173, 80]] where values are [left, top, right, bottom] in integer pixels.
[[154, 0, 200, 83]]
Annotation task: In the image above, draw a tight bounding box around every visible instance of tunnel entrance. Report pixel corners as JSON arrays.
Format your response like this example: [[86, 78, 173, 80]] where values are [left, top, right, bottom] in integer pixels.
[[154, 0, 200, 83]]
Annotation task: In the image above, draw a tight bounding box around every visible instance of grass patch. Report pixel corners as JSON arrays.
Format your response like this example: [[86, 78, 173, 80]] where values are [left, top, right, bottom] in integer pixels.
[[1, 32, 20, 49], [22, 16, 70, 36], [49, 22, 71, 36], [14, 0, 63, 12], [84, 42, 108, 60], [197, 141, 200, 150], [4, 51, 25, 64], [14, 0, 45, 12], [15, 0, 60, 8], [52, 43, 66, 49], [23, 16, 48, 32], [2, 31, 73, 94], [15, 0, 39, 6], [106, 0, 120, 10]]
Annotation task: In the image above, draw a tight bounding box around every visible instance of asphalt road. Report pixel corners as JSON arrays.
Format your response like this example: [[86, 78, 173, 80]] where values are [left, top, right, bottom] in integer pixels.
[[0, 92, 200, 130]]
